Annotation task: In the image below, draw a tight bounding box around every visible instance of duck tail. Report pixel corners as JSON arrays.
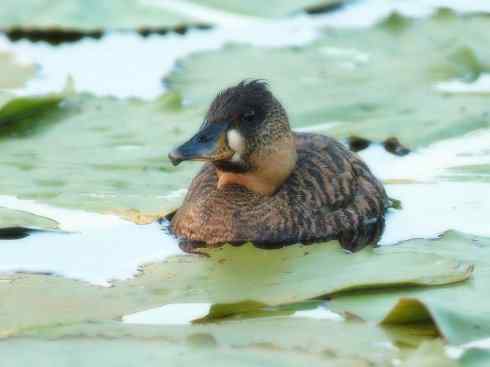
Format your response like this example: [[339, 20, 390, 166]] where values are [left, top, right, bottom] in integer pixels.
[[332, 206, 386, 252], [323, 160, 388, 252]]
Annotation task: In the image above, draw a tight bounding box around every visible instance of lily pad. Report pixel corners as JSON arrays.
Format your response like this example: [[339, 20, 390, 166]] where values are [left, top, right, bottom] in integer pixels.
[[0, 52, 35, 89], [0, 206, 59, 239], [129, 242, 471, 306], [401, 341, 458, 367], [0, 0, 196, 31], [0, 93, 201, 213], [166, 11, 490, 148], [3, 14, 489, 214], [0, 94, 62, 131], [329, 231, 490, 344], [187, 0, 344, 18], [2, 317, 418, 367], [0, 207, 59, 230], [0, 241, 471, 332], [0, 0, 344, 33], [461, 349, 490, 367]]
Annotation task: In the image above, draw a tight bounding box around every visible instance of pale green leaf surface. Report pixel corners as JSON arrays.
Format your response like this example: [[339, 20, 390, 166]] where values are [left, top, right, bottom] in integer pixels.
[[0, 207, 59, 230], [18, 318, 401, 366], [0, 0, 194, 31], [0, 93, 201, 213], [0, 52, 35, 89], [187, 0, 343, 17], [167, 12, 490, 147], [0, 0, 346, 32], [0, 340, 372, 367], [329, 232, 490, 344], [0, 322, 390, 367], [400, 341, 458, 367], [460, 349, 490, 367], [0, 241, 471, 333]]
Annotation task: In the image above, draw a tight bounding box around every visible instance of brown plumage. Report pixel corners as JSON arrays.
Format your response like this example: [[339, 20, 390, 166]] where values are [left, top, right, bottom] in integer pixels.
[[168, 80, 388, 253]]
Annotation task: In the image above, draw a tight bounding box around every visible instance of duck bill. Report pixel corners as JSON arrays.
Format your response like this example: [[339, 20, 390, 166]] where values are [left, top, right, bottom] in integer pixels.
[[168, 121, 230, 166]]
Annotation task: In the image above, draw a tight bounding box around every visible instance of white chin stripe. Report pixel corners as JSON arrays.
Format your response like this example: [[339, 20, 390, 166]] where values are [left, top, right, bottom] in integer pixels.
[[227, 129, 245, 154]]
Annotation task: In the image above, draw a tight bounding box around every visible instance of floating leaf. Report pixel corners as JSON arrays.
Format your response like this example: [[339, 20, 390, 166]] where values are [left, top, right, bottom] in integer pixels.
[[0, 0, 196, 31], [0, 94, 62, 132], [400, 341, 458, 367], [0, 207, 59, 239], [0, 52, 35, 89], [0, 240, 471, 332], [0, 0, 347, 35], [4, 317, 409, 367], [0, 93, 200, 213], [167, 12, 490, 147], [329, 232, 490, 344], [187, 0, 344, 18], [0, 207, 59, 230], [460, 349, 490, 367]]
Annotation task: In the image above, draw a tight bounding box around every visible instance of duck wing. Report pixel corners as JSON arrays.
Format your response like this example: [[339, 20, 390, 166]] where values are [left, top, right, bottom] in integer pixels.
[[285, 133, 388, 251]]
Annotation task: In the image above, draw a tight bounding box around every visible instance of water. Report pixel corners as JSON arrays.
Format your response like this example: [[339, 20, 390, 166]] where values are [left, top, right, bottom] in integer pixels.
[[123, 303, 212, 325], [122, 302, 343, 325], [0, 196, 183, 286], [359, 129, 490, 243]]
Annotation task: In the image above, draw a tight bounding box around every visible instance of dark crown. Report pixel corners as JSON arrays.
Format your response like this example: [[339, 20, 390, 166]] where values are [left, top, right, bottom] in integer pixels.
[[207, 80, 273, 123]]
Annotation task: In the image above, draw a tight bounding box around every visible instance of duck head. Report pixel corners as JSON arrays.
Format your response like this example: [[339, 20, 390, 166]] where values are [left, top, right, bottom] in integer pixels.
[[169, 80, 297, 196]]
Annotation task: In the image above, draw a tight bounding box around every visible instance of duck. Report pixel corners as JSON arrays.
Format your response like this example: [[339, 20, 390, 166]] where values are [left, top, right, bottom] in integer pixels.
[[168, 80, 389, 253]]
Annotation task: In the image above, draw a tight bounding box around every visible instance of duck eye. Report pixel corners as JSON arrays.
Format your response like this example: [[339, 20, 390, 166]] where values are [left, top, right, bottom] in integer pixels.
[[242, 110, 255, 122]]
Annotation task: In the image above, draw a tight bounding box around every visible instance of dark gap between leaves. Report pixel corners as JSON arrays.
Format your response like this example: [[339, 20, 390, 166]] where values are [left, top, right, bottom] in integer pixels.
[[2, 23, 212, 45], [305, 0, 348, 15]]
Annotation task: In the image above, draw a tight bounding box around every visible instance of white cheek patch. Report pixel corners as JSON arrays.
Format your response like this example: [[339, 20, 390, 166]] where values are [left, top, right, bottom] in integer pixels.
[[231, 152, 242, 162], [227, 129, 245, 154]]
